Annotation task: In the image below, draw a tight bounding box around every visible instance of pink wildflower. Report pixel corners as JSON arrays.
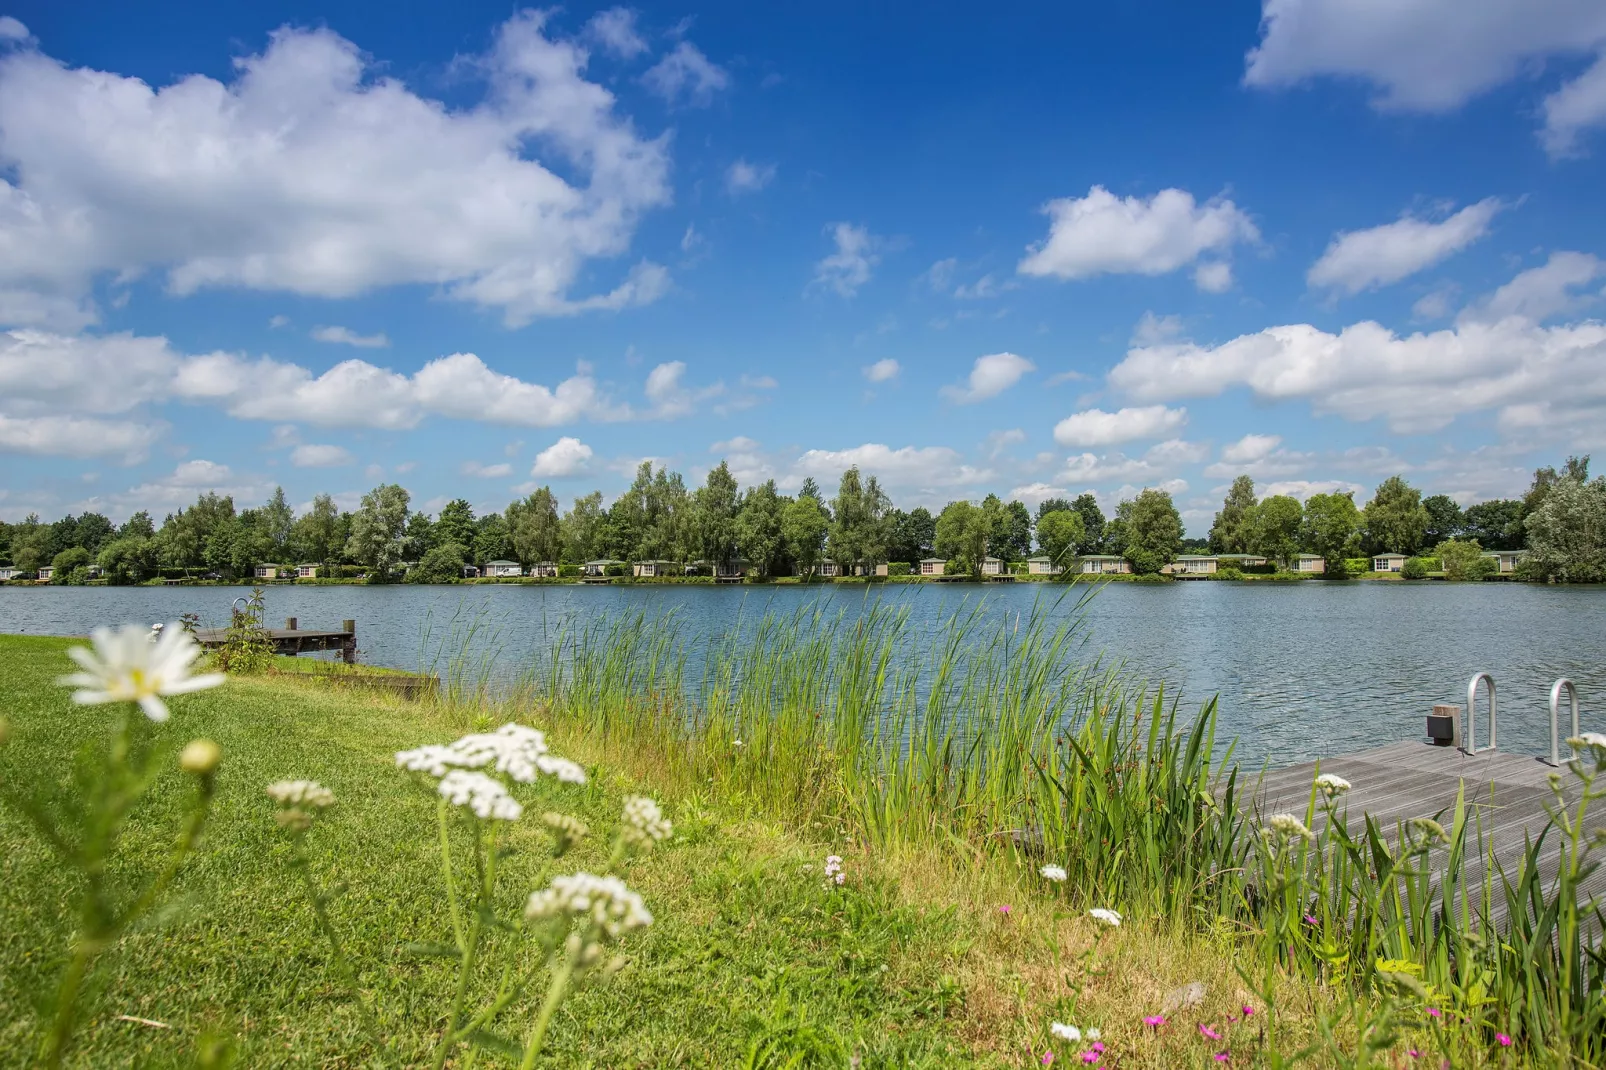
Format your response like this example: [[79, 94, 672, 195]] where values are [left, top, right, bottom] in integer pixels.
[[1303, 914, 1318, 925], [1040, 1052, 1054, 1066], [1496, 1034, 1512, 1047], [999, 904, 1013, 917], [1408, 1052, 1420, 1060], [1427, 1007, 1442, 1018], [1242, 1005, 1255, 1018], [1215, 1054, 1230, 1063], [1143, 1015, 1166, 1028], [1091, 1042, 1105, 1054], [1200, 1024, 1222, 1041], [1081, 1052, 1098, 1064]]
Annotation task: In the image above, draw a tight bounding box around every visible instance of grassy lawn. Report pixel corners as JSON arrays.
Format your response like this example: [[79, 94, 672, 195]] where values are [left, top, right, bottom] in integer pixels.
[[0, 634, 979, 1067]]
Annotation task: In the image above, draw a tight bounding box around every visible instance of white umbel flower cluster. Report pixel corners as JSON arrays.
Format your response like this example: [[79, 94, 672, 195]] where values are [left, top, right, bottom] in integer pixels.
[[1314, 773, 1351, 798], [620, 795, 672, 848], [1050, 1022, 1080, 1042], [824, 854, 845, 885], [59, 622, 224, 723], [1088, 908, 1122, 928], [1265, 813, 1315, 843], [439, 770, 523, 821], [525, 872, 654, 939], [1040, 864, 1068, 882], [267, 780, 336, 809], [395, 723, 586, 785], [1568, 732, 1606, 756]]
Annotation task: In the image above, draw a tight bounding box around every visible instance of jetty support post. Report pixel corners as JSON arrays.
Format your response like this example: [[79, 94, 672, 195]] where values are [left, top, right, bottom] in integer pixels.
[[342, 619, 357, 664]]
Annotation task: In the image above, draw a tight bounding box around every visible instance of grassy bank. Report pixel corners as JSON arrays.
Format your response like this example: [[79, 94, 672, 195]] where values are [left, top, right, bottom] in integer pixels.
[[2, 602, 1601, 1067]]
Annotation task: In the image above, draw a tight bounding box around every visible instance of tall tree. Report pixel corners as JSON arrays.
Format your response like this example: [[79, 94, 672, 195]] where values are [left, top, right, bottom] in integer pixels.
[[1421, 494, 1464, 547], [474, 513, 512, 565], [1462, 499, 1523, 551], [1001, 500, 1033, 561], [782, 495, 829, 578], [436, 499, 477, 551], [507, 488, 562, 565], [1071, 494, 1106, 553], [934, 500, 990, 577], [262, 487, 295, 559], [1035, 509, 1085, 565], [1248, 495, 1302, 568], [346, 484, 411, 578], [119, 510, 156, 540], [1121, 489, 1183, 574], [1522, 468, 1606, 582], [292, 494, 342, 568], [1303, 491, 1362, 574], [403, 511, 437, 560], [828, 467, 869, 569], [1362, 475, 1430, 555], [693, 461, 742, 568], [559, 492, 607, 564], [736, 480, 786, 576], [1035, 498, 1074, 521], [1209, 476, 1258, 553]]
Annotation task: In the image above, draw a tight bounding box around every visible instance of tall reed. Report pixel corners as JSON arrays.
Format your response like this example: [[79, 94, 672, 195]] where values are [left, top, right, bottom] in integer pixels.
[[512, 586, 1602, 1063]]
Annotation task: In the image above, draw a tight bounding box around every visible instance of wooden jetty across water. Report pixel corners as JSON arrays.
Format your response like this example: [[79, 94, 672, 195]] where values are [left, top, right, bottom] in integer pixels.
[[1244, 675, 1604, 932], [194, 617, 358, 663]]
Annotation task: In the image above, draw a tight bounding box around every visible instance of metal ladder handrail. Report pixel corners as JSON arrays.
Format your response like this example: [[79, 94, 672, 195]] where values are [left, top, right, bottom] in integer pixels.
[[1464, 672, 1496, 754], [1546, 678, 1580, 767]]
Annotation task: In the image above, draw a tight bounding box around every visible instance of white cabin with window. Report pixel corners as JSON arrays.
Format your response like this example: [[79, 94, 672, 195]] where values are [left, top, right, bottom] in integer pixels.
[[483, 560, 524, 578], [919, 558, 946, 577]]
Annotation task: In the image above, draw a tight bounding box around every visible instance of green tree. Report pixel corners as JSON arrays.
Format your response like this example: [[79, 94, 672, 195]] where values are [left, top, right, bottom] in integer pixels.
[[1071, 494, 1106, 553], [1000, 500, 1033, 562], [262, 487, 295, 559], [934, 500, 990, 577], [119, 511, 155, 540], [1421, 494, 1463, 546], [692, 461, 742, 569], [411, 542, 469, 583], [51, 545, 92, 583], [507, 488, 561, 565], [97, 536, 159, 584], [474, 513, 512, 565], [736, 480, 786, 576], [1209, 475, 1257, 553], [559, 492, 606, 564], [1519, 455, 1590, 540], [1303, 491, 1362, 575], [828, 467, 869, 570], [403, 511, 437, 560], [346, 484, 411, 579], [436, 499, 477, 550], [1362, 475, 1430, 555], [292, 494, 342, 569], [1121, 489, 1183, 574], [1034, 509, 1085, 566], [1248, 494, 1303, 568], [782, 495, 829, 578], [1035, 498, 1073, 521], [1521, 470, 1606, 582], [1435, 538, 1496, 582], [1462, 499, 1523, 551]]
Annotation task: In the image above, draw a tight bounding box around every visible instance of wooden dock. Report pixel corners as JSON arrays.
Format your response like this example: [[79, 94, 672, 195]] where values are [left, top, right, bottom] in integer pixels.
[[194, 617, 357, 663], [1247, 738, 1603, 931]]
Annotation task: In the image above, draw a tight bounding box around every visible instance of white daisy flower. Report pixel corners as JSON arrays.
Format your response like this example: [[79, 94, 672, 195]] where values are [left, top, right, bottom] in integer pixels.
[[438, 770, 523, 821], [58, 622, 225, 722], [1088, 907, 1122, 928], [266, 780, 336, 809], [1314, 773, 1351, 798], [621, 795, 672, 847], [1040, 864, 1068, 882], [1050, 1022, 1081, 1042], [1086, 1028, 1101, 1041], [525, 872, 654, 939]]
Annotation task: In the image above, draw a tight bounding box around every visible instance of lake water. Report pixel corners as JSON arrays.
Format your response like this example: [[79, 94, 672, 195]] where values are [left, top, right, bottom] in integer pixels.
[[3, 581, 1603, 768]]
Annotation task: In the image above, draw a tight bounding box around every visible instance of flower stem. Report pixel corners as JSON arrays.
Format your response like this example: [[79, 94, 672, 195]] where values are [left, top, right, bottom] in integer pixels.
[[518, 953, 577, 1070]]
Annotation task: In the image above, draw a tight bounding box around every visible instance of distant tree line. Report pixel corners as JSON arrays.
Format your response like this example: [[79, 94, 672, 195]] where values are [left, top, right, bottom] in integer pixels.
[[4, 453, 1599, 584], [1205, 455, 1604, 581]]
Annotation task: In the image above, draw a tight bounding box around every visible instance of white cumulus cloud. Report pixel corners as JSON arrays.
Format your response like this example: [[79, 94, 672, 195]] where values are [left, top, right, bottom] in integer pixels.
[[1053, 405, 1188, 447], [290, 443, 354, 467], [311, 325, 390, 348], [812, 223, 879, 298], [862, 358, 900, 383], [726, 159, 776, 195], [585, 8, 648, 59], [791, 444, 992, 490], [461, 460, 514, 478], [0, 414, 160, 461], [642, 41, 729, 106], [1307, 199, 1501, 294], [1018, 185, 1258, 285], [1461, 251, 1604, 324], [529, 436, 594, 478], [940, 352, 1035, 404], [0, 12, 672, 330]]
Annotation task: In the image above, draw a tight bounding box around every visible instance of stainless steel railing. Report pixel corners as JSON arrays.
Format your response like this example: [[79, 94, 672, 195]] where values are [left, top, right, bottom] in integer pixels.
[[1546, 678, 1580, 767], [1464, 672, 1497, 755]]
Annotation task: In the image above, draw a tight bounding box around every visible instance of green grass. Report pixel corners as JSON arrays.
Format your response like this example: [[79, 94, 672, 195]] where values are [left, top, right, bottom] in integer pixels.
[[0, 635, 978, 1067]]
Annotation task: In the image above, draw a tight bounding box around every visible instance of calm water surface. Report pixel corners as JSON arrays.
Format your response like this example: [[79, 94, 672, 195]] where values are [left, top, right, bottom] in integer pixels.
[[3, 582, 1602, 767]]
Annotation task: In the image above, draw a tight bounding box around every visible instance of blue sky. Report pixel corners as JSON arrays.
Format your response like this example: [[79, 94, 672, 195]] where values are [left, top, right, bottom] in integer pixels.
[[2, 1, 1605, 533]]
